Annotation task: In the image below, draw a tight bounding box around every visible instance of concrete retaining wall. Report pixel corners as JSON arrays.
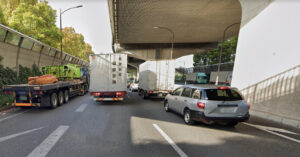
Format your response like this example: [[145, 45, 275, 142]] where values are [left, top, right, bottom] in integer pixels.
[[233, 0, 300, 128]]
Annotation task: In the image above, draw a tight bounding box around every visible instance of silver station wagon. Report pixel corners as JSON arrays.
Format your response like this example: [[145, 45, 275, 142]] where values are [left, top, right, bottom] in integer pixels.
[[164, 85, 250, 126]]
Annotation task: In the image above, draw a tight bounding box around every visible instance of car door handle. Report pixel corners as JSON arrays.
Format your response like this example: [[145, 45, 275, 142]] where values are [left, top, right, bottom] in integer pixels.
[[184, 100, 187, 102], [175, 98, 178, 100]]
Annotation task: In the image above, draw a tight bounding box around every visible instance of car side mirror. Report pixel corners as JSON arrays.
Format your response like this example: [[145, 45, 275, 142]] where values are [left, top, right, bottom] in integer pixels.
[[169, 91, 173, 95]]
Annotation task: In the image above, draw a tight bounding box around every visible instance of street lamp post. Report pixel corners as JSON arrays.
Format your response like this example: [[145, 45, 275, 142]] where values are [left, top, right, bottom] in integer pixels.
[[60, 5, 83, 65], [153, 26, 174, 60], [215, 22, 240, 85]]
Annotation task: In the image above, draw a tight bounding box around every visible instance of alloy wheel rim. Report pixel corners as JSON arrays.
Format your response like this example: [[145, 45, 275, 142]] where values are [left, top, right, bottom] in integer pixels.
[[60, 94, 63, 104], [165, 103, 168, 110], [52, 95, 57, 106], [65, 92, 69, 101], [185, 112, 190, 123]]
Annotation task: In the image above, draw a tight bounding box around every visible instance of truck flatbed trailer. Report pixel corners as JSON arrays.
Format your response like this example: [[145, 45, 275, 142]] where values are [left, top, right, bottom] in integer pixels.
[[3, 80, 88, 108]]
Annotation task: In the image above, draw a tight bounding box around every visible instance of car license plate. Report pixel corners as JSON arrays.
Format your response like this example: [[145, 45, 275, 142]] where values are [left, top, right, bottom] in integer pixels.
[[220, 107, 237, 113], [158, 94, 162, 97], [19, 96, 28, 101]]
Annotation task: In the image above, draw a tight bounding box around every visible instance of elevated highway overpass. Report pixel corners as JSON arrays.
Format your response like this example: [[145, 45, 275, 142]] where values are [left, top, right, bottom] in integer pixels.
[[108, 0, 241, 61], [108, 0, 300, 128]]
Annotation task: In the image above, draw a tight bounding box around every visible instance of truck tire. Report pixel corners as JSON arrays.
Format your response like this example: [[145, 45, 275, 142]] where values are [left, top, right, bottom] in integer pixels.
[[142, 91, 148, 99], [50, 93, 58, 109], [58, 91, 64, 106], [64, 90, 69, 103]]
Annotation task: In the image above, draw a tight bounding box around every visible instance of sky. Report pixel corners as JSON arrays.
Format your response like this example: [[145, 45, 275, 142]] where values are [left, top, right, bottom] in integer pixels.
[[48, 0, 112, 54], [47, 0, 194, 68]]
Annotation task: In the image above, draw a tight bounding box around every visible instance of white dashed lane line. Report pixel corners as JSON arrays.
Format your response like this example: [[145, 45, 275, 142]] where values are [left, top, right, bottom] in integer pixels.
[[153, 124, 188, 157], [27, 125, 69, 157], [0, 127, 45, 143], [75, 104, 88, 112], [0, 109, 32, 123]]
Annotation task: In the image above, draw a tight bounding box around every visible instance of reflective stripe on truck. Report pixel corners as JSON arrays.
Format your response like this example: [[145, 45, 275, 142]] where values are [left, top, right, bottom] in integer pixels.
[[94, 98, 123, 101]]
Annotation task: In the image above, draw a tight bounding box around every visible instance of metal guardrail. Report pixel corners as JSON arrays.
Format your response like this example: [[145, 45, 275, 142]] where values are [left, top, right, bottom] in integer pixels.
[[0, 24, 89, 67]]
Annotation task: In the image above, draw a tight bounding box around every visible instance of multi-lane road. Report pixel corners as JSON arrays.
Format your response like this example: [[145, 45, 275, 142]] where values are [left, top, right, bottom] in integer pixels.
[[0, 91, 299, 157]]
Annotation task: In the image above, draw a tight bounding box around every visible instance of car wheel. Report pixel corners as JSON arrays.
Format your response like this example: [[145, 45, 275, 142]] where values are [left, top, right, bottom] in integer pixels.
[[164, 101, 170, 112], [64, 90, 69, 103], [50, 93, 58, 109], [58, 91, 64, 106], [184, 109, 194, 125], [226, 122, 238, 127]]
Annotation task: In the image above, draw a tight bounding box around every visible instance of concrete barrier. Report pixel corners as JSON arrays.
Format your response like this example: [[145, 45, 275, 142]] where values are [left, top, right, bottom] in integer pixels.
[[240, 65, 300, 128]]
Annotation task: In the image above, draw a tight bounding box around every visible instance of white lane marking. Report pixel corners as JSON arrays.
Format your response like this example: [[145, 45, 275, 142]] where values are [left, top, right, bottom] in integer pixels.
[[0, 109, 32, 123], [0, 127, 45, 143], [27, 125, 69, 157], [153, 124, 188, 157], [0, 113, 7, 116], [75, 104, 88, 112], [243, 123, 300, 144]]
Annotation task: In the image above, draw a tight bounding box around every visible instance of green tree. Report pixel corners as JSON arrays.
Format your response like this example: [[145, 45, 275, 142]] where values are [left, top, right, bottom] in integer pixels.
[[82, 43, 95, 61], [7, 1, 61, 48], [194, 36, 238, 66], [0, 6, 6, 25], [0, 0, 37, 22], [62, 27, 94, 61], [62, 27, 85, 58]]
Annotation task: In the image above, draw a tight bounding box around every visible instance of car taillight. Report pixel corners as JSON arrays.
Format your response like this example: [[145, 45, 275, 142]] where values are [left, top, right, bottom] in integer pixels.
[[218, 86, 229, 90], [248, 103, 250, 109], [197, 102, 205, 109], [148, 91, 153, 94]]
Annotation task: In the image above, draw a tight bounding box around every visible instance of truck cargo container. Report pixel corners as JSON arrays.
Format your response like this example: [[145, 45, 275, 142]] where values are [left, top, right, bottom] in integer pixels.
[[209, 71, 232, 85], [89, 54, 127, 101], [138, 60, 175, 99]]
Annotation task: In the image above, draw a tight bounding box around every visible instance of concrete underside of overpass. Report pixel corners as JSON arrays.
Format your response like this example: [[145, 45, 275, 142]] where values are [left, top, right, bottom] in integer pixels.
[[109, 0, 243, 61]]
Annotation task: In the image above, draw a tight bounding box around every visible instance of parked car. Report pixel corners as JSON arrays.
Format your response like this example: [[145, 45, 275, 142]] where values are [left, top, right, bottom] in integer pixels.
[[164, 85, 250, 126], [130, 82, 139, 92]]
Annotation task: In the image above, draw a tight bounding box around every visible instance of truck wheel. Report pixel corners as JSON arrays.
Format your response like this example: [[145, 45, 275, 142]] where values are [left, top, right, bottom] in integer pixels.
[[64, 90, 69, 103], [50, 93, 58, 109], [142, 92, 148, 99], [58, 91, 64, 106]]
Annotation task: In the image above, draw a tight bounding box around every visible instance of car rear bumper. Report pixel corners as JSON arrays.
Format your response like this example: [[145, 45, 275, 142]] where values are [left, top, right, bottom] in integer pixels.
[[190, 110, 250, 123]]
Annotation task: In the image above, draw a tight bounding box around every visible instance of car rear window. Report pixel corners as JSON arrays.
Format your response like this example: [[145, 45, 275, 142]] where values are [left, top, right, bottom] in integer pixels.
[[204, 89, 243, 101]]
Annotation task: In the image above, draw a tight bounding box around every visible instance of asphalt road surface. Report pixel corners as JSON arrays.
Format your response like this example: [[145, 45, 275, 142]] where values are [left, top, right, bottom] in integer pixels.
[[0, 91, 299, 157]]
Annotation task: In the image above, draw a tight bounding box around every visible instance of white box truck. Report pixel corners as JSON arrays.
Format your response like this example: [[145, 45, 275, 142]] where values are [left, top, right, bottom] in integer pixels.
[[209, 71, 232, 85], [89, 54, 127, 101], [138, 60, 175, 99]]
